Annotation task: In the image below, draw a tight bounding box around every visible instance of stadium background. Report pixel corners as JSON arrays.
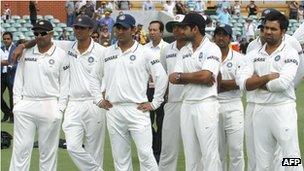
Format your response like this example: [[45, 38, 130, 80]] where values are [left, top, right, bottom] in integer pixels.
[[1, 0, 303, 170]]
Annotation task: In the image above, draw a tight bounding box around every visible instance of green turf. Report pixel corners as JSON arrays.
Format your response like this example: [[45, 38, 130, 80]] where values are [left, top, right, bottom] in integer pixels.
[[1, 82, 303, 170]]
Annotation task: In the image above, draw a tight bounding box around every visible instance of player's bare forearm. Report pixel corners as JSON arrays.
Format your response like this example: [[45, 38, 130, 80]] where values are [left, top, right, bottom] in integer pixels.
[[1, 60, 9, 66], [219, 80, 239, 92], [246, 73, 279, 91], [179, 71, 214, 85], [246, 75, 269, 91], [12, 39, 37, 62]]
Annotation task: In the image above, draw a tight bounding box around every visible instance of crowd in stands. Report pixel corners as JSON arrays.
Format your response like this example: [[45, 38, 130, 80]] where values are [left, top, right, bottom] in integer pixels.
[[1, 0, 304, 53]]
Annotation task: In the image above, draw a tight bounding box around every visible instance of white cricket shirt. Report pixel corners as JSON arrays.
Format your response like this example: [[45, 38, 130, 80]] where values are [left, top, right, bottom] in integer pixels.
[[54, 39, 106, 100], [13, 44, 70, 111], [90, 41, 168, 109], [160, 41, 184, 102], [174, 37, 222, 101], [218, 48, 244, 103], [238, 42, 299, 104]]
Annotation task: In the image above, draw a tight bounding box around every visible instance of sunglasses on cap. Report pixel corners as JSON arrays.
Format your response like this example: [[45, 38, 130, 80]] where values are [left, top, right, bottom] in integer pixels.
[[34, 31, 52, 37]]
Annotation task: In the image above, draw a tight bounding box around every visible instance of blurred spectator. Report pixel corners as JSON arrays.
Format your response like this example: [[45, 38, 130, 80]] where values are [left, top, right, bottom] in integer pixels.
[[2, 4, 11, 23], [134, 24, 148, 45], [59, 28, 69, 40], [98, 9, 115, 34], [116, 1, 131, 10], [239, 37, 249, 54], [175, 1, 187, 15], [75, 0, 85, 17], [163, 1, 175, 16], [91, 30, 100, 43], [194, 0, 205, 13], [186, 0, 197, 12], [1, 31, 16, 123], [65, 0, 75, 27], [289, 1, 299, 19], [143, 0, 155, 11], [91, 0, 97, 10], [246, 1, 258, 17], [106, 1, 115, 11], [235, 34, 242, 43], [218, 7, 231, 25], [97, 1, 107, 17], [29, 1, 39, 26], [216, 0, 231, 14], [244, 17, 256, 41], [299, 5, 304, 20], [232, 0, 241, 15], [100, 25, 111, 47], [79, 1, 95, 18]]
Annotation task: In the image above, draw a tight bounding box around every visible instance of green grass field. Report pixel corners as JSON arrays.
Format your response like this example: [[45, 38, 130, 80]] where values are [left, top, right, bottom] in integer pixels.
[[1, 82, 303, 171]]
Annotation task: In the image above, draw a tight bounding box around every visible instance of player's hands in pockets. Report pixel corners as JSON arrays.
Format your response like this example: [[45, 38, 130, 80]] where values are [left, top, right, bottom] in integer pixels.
[[137, 102, 154, 112]]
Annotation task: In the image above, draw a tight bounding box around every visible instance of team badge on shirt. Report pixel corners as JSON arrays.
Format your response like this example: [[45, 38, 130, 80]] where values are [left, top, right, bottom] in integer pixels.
[[199, 52, 203, 61], [49, 59, 55, 65], [129, 55, 136, 61], [88, 56, 94, 63], [227, 62, 233, 68], [274, 55, 281, 61]]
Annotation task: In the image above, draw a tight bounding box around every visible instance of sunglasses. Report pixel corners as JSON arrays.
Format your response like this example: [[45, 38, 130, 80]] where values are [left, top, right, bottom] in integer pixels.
[[91, 36, 99, 39], [34, 31, 51, 37]]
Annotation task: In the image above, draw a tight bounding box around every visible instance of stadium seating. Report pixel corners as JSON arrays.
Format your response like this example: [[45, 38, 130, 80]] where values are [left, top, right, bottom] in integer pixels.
[[2, 13, 302, 43]]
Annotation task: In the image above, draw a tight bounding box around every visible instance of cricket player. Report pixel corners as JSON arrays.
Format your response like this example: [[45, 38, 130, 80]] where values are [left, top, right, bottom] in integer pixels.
[[158, 14, 187, 171], [292, 22, 304, 85], [169, 12, 222, 171], [214, 24, 244, 171], [292, 22, 304, 45], [12, 16, 107, 171], [58, 16, 106, 171], [238, 12, 303, 171], [247, 9, 303, 88], [9, 20, 69, 171], [89, 14, 168, 171], [243, 9, 303, 171], [145, 20, 169, 162]]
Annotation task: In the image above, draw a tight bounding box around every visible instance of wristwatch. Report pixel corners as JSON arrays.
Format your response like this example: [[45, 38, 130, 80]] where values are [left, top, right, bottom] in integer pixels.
[[176, 73, 182, 83]]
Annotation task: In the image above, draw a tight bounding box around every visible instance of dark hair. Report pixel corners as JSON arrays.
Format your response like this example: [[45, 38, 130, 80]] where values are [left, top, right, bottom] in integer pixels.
[[149, 20, 164, 32], [92, 31, 100, 37], [187, 23, 205, 36], [2, 31, 13, 39], [265, 12, 289, 31]]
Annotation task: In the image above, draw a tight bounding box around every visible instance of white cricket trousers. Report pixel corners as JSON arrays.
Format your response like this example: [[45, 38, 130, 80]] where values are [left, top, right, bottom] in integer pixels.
[[10, 98, 62, 171], [180, 99, 222, 171], [159, 102, 182, 171], [62, 99, 106, 171], [253, 102, 303, 171], [244, 102, 256, 171], [218, 100, 244, 171], [106, 103, 158, 171]]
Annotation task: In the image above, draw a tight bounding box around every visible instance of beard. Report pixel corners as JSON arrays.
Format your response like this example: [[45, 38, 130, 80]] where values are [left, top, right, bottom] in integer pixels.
[[183, 35, 194, 42]]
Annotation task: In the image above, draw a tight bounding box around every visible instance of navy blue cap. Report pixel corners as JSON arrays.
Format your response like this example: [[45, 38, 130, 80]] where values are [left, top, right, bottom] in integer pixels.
[[32, 20, 53, 31], [214, 24, 233, 36], [73, 15, 95, 28], [177, 12, 206, 30], [258, 8, 282, 29], [114, 14, 136, 28], [260, 8, 281, 19]]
